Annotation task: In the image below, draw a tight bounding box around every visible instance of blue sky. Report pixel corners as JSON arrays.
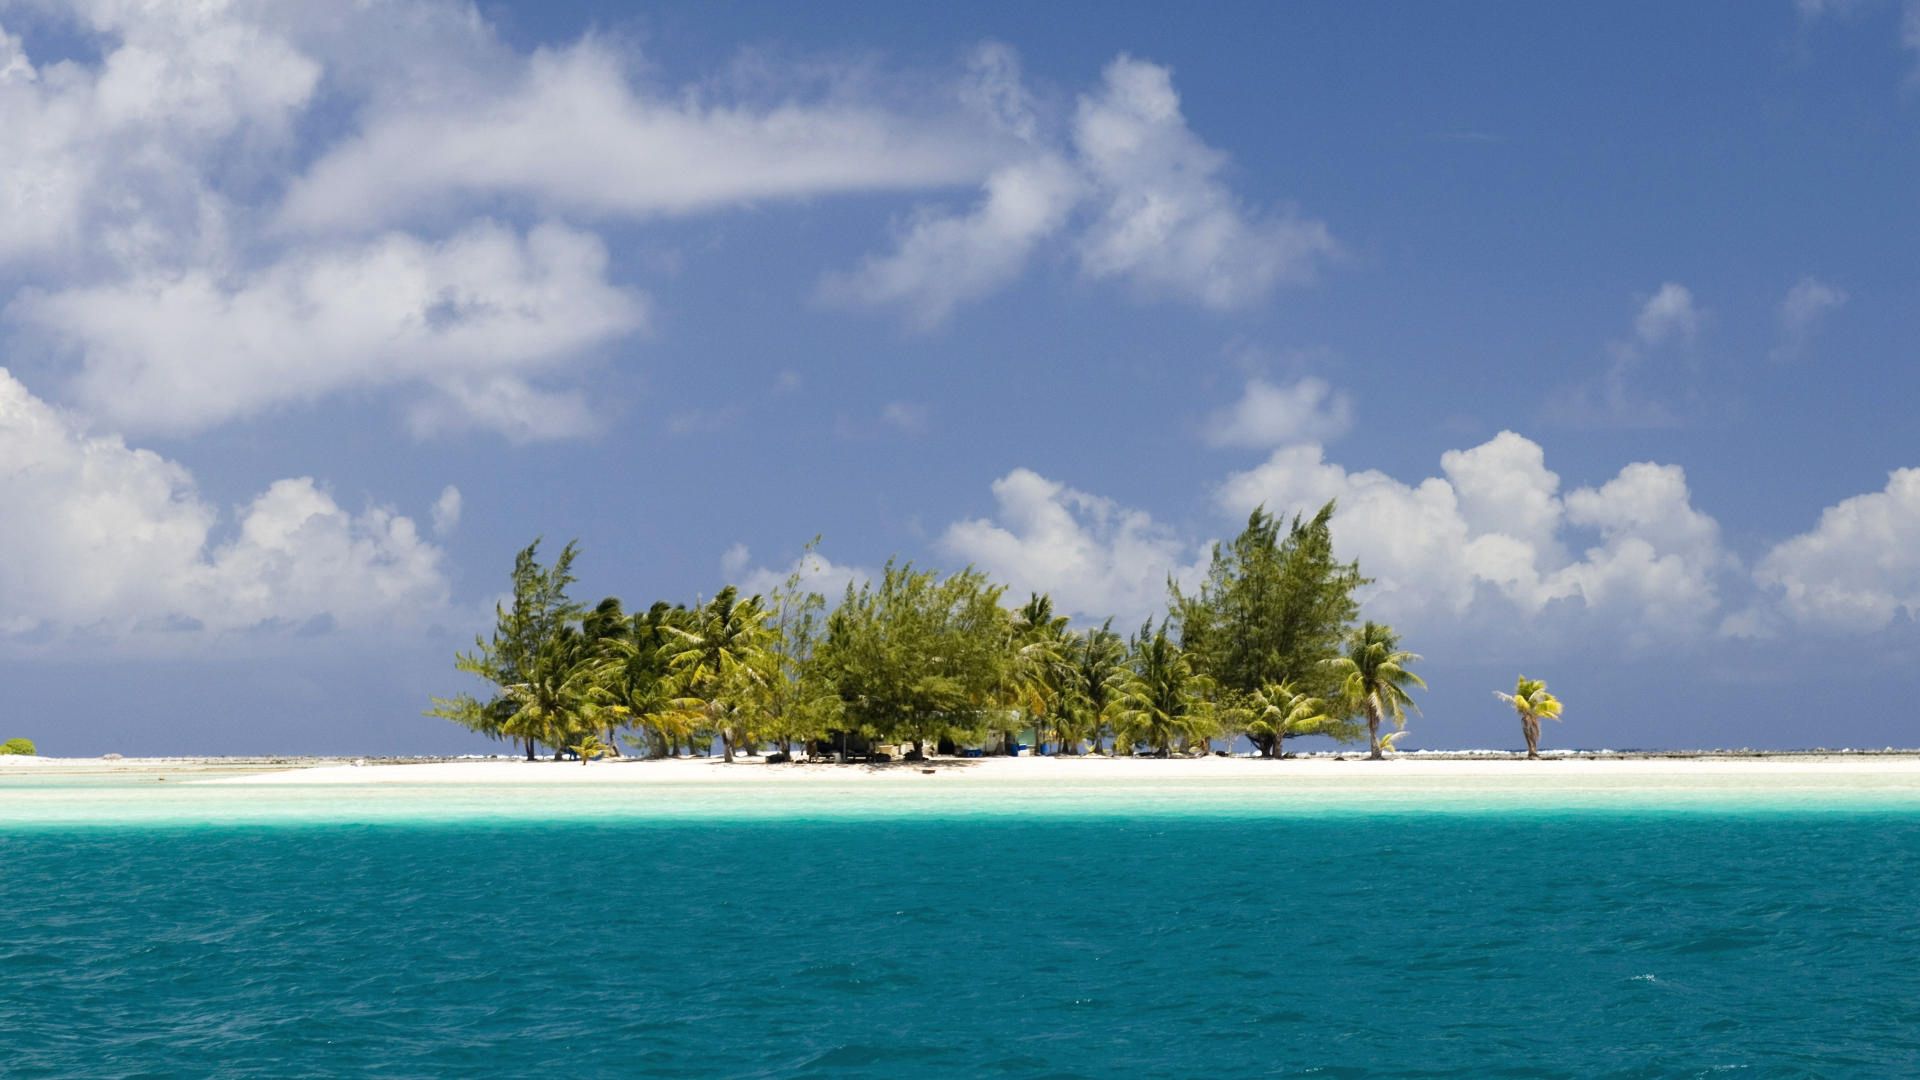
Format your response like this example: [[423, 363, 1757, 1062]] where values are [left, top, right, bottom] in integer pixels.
[[2, 0, 1918, 754]]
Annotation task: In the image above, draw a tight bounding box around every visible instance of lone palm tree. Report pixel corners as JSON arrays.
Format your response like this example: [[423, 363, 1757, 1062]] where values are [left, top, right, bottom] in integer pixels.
[[1324, 621, 1424, 760], [1495, 676, 1563, 759]]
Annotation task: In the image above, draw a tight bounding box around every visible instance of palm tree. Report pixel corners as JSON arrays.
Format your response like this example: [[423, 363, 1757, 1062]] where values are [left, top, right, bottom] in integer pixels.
[[500, 625, 605, 759], [663, 587, 776, 763], [1114, 621, 1217, 756], [1323, 621, 1425, 760], [1495, 676, 1563, 759], [1246, 680, 1340, 758], [1061, 621, 1126, 755], [1002, 593, 1069, 754]]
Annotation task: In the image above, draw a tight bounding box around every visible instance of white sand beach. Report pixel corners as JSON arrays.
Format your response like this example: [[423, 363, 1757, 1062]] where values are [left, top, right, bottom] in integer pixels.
[[8, 751, 1920, 786]]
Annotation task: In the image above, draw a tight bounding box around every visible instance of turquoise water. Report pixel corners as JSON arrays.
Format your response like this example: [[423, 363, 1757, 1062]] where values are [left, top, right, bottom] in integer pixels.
[[6, 786, 1920, 1076]]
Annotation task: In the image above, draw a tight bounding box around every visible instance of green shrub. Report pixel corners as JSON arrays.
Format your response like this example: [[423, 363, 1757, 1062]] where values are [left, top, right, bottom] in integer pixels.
[[0, 738, 35, 756]]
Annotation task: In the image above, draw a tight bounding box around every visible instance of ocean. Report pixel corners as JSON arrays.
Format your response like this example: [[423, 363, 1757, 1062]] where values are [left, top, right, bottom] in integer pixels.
[[5, 779, 1920, 1076]]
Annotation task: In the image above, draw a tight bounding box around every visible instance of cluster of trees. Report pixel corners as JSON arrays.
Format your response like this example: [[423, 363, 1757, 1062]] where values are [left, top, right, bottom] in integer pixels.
[[1, 737, 35, 756], [433, 504, 1431, 761]]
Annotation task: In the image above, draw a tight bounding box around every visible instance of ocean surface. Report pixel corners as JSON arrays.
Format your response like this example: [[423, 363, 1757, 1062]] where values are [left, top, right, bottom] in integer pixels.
[[6, 779, 1920, 1077]]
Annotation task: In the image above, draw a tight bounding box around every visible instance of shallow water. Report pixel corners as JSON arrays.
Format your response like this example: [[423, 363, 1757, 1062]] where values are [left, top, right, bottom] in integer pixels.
[[5, 783, 1920, 1076]]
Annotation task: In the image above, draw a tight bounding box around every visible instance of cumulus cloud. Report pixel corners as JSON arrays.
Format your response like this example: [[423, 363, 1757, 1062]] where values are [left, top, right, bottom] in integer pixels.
[[1203, 376, 1352, 449], [1548, 282, 1700, 429], [0, 369, 449, 644], [1215, 431, 1728, 641], [940, 468, 1208, 625], [12, 222, 644, 439], [818, 157, 1082, 328], [1072, 56, 1336, 308], [1633, 282, 1701, 347], [1773, 276, 1847, 361], [430, 486, 463, 537], [728, 546, 872, 601], [0, 3, 318, 270], [823, 53, 1336, 325], [1754, 469, 1920, 631]]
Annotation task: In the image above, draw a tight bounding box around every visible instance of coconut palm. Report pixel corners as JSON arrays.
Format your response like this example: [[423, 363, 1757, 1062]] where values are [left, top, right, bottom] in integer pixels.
[[663, 587, 776, 763], [1323, 621, 1425, 761], [1114, 621, 1217, 756], [1495, 676, 1563, 759], [1002, 593, 1070, 754], [1060, 621, 1127, 755], [1246, 680, 1345, 758]]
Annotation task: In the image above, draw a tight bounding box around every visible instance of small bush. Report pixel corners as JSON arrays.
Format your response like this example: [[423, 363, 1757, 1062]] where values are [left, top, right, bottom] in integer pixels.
[[1, 738, 36, 756]]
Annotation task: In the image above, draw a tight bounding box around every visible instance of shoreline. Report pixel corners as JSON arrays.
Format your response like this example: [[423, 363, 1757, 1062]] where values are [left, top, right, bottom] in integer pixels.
[[12, 749, 1920, 786]]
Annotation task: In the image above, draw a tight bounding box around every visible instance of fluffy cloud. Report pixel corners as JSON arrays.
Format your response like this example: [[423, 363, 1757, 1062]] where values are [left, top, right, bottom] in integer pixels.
[[1773, 276, 1847, 361], [1203, 376, 1352, 449], [1072, 56, 1336, 308], [1548, 282, 1700, 429], [941, 468, 1208, 625], [0, 3, 317, 269], [12, 222, 644, 439], [818, 157, 1082, 328], [1215, 432, 1728, 641], [278, 39, 1011, 233], [1632, 282, 1701, 346], [430, 485, 463, 537], [823, 54, 1336, 325], [0, 369, 449, 644], [1754, 469, 1920, 630], [729, 547, 873, 602]]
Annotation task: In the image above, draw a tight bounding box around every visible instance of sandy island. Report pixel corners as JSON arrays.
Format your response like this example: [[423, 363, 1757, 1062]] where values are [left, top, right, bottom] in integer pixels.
[[10, 751, 1920, 786]]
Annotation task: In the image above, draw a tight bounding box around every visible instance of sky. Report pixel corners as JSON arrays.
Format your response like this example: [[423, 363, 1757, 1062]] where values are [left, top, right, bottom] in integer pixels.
[[2, 0, 1919, 754]]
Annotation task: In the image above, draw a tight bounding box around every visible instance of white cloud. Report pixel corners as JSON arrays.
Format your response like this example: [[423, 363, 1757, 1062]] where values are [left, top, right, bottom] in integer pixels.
[[278, 39, 1012, 233], [1072, 56, 1337, 308], [730, 546, 872, 601], [940, 468, 1208, 625], [12, 222, 644, 439], [1215, 432, 1727, 641], [1203, 376, 1352, 449], [1548, 282, 1698, 428], [0, 368, 448, 643], [431, 486, 463, 537], [1755, 469, 1920, 630], [879, 401, 930, 434], [1773, 276, 1847, 361], [0, 3, 321, 270], [818, 157, 1081, 328], [1633, 282, 1701, 347], [824, 52, 1335, 325]]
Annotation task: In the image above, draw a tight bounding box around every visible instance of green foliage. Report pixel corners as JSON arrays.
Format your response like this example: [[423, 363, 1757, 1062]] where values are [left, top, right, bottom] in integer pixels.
[[435, 498, 1413, 767], [1, 737, 35, 755], [663, 587, 778, 763], [428, 538, 600, 759], [1244, 680, 1358, 757], [1173, 503, 1365, 711], [1324, 621, 1425, 759], [1113, 620, 1217, 756], [1003, 593, 1071, 753], [1058, 620, 1127, 754], [756, 542, 843, 754], [1495, 675, 1563, 758], [817, 560, 1008, 749]]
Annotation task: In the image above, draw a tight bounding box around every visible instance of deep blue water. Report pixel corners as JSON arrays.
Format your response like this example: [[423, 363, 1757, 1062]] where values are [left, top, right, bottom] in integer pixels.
[[6, 812, 1920, 1077]]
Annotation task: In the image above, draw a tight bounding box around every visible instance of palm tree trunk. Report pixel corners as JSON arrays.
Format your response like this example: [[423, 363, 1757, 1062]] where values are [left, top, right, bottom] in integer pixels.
[[524, 737, 536, 761], [721, 730, 734, 764], [1523, 714, 1540, 759], [1367, 695, 1383, 760]]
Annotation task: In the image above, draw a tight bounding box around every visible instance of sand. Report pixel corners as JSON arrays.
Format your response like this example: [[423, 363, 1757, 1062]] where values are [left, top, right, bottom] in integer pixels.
[[4, 751, 1915, 786]]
